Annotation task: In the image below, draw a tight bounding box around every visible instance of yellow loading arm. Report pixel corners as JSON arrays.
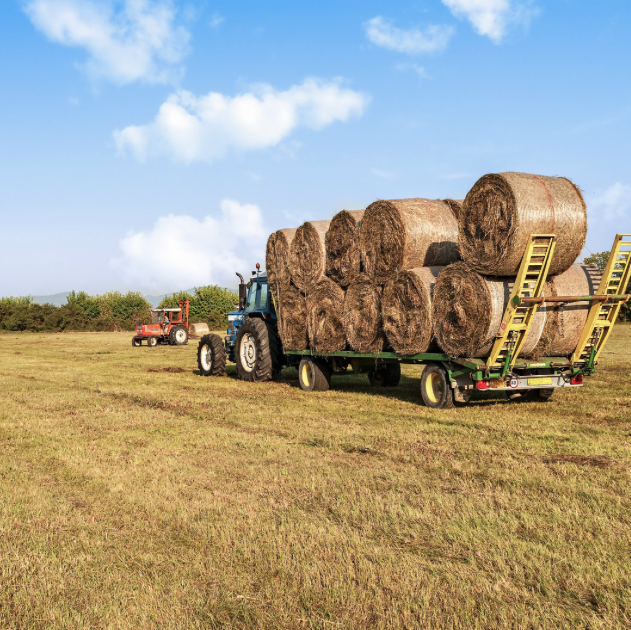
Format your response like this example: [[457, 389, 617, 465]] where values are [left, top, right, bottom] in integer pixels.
[[571, 234, 631, 369], [486, 235, 557, 374]]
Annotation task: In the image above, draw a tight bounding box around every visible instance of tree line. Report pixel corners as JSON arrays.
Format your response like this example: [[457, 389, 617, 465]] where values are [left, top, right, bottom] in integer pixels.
[[0, 286, 238, 333]]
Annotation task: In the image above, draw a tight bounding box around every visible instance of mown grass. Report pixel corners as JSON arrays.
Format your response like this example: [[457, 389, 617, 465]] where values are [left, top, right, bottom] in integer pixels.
[[1, 328, 630, 629]]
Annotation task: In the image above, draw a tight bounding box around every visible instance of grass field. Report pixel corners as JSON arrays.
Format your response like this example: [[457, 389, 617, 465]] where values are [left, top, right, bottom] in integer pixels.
[[1, 328, 630, 629]]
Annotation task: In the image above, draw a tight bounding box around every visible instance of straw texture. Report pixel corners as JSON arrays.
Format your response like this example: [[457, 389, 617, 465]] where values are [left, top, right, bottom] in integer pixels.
[[277, 283, 308, 351], [382, 267, 443, 355], [459, 172, 587, 276], [432, 262, 546, 358], [343, 274, 385, 353], [360, 198, 459, 284], [289, 220, 331, 292], [307, 277, 346, 353], [326, 210, 365, 287]]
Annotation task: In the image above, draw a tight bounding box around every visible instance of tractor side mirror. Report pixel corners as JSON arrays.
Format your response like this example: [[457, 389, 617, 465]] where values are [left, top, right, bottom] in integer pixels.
[[236, 273, 246, 310]]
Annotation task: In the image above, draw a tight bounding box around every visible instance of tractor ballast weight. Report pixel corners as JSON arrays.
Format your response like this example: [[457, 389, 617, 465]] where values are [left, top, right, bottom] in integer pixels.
[[132, 299, 190, 347]]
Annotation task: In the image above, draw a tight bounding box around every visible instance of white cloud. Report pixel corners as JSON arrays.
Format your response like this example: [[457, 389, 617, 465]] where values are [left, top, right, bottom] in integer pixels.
[[396, 63, 428, 79], [114, 78, 369, 163], [111, 200, 268, 291], [209, 12, 224, 28], [364, 16, 454, 54], [24, 0, 190, 85], [589, 183, 631, 221], [441, 0, 538, 43]]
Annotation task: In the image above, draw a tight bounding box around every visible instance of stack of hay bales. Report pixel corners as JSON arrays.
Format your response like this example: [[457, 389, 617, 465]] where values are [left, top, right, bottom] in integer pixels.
[[266, 172, 594, 361], [266, 198, 460, 354], [432, 172, 590, 358]]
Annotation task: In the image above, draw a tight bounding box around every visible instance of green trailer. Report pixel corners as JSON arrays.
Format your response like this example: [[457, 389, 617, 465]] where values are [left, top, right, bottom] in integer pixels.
[[283, 233, 631, 409]]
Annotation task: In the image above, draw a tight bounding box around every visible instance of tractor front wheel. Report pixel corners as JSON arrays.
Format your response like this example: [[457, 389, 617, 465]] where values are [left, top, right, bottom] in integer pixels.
[[169, 325, 189, 346], [235, 319, 276, 382], [132, 338, 141, 347], [197, 334, 226, 377], [148, 337, 158, 348]]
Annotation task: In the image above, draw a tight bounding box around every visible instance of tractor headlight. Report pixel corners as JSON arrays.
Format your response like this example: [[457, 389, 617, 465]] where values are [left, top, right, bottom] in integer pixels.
[[228, 314, 241, 322]]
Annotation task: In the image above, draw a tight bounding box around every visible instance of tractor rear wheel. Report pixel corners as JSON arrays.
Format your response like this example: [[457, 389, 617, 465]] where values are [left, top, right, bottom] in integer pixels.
[[420, 364, 455, 409], [298, 358, 331, 392], [235, 318, 276, 382], [169, 325, 189, 346], [197, 334, 226, 377], [368, 362, 401, 387]]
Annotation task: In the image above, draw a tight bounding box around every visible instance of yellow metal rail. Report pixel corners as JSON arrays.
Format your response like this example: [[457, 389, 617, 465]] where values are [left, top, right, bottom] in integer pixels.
[[486, 235, 557, 373], [571, 234, 631, 368]]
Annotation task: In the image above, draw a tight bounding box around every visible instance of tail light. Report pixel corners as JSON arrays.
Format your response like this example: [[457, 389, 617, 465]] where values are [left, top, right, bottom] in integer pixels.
[[570, 374, 583, 385], [476, 380, 490, 390]]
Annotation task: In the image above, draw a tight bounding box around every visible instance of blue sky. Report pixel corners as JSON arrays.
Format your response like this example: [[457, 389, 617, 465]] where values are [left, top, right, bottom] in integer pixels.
[[1, 0, 630, 296]]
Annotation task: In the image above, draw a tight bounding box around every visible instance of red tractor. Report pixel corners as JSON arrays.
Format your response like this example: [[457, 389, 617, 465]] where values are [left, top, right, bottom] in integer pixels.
[[132, 300, 190, 347]]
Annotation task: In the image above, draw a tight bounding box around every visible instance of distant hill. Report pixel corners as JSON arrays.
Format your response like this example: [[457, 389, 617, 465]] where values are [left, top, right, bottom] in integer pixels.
[[29, 289, 198, 308]]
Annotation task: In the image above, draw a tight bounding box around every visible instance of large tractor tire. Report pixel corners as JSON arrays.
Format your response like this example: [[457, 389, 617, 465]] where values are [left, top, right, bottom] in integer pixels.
[[235, 318, 279, 382], [420, 363, 455, 409], [298, 357, 331, 392], [169, 325, 189, 346], [368, 362, 401, 387], [197, 334, 226, 377]]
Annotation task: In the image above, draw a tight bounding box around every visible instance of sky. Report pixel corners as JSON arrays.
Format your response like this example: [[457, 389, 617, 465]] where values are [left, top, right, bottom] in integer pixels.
[[1, 0, 630, 296]]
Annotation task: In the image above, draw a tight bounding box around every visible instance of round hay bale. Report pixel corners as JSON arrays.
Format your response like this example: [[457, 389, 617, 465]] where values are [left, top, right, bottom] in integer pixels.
[[535, 264, 602, 357], [189, 322, 210, 338], [382, 266, 443, 355], [266, 228, 297, 292], [343, 274, 385, 353], [289, 220, 331, 292], [360, 198, 459, 284], [432, 262, 546, 358], [459, 172, 587, 276], [307, 277, 346, 353], [325, 209, 365, 287], [443, 199, 464, 220], [277, 283, 308, 351]]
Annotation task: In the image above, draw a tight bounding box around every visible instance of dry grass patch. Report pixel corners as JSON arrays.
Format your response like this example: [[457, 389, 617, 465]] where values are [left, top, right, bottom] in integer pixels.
[[1, 328, 631, 628]]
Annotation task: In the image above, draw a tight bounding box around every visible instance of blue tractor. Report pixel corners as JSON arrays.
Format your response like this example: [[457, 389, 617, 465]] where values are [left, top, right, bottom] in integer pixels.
[[196, 264, 290, 381]]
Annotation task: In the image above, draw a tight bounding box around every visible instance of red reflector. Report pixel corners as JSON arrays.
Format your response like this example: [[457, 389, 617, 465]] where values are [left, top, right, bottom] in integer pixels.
[[476, 380, 490, 390], [570, 375, 583, 385]]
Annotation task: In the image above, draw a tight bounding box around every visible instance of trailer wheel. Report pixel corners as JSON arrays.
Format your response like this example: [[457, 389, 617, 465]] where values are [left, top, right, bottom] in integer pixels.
[[235, 318, 275, 382], [298, 358, 331, 392], [148, 337, 158, 348], [368, 362, 401, 387], [169, 325, 189, 346], [132, 338, 141, 347], [197, 334, 226, 377], [420, 364, 455, 409]]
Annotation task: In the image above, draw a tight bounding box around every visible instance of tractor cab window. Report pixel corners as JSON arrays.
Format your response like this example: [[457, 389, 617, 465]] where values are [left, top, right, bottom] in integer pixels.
[[246, 285, 257, 311], [256, 283, 268, 309], [151, 311, 162, 324], [171, 310, 181, 323]]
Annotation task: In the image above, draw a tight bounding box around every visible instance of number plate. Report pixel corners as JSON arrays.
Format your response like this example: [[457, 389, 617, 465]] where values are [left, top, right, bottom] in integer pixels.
[[528, 377, 552, 386]]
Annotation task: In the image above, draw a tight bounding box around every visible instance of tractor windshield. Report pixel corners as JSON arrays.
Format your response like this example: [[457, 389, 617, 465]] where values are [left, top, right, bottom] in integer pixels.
[[151, 311, 163, 324]]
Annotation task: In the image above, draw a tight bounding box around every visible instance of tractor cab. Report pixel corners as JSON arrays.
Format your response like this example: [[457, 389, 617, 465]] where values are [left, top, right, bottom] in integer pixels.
[[224, 264, 277, 364]]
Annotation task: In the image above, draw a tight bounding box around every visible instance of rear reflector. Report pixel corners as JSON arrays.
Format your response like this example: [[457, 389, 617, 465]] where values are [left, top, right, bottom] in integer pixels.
[[476, 380, 490, 390], [570, 374, 583, 385]]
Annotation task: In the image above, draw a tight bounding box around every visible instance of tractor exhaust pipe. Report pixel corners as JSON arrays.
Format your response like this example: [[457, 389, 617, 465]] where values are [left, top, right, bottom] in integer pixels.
[[236, 273, 246, 310]]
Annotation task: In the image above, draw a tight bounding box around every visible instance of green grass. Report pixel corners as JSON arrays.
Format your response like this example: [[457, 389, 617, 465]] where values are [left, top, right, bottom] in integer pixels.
[[1, 328, 630, 629]]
